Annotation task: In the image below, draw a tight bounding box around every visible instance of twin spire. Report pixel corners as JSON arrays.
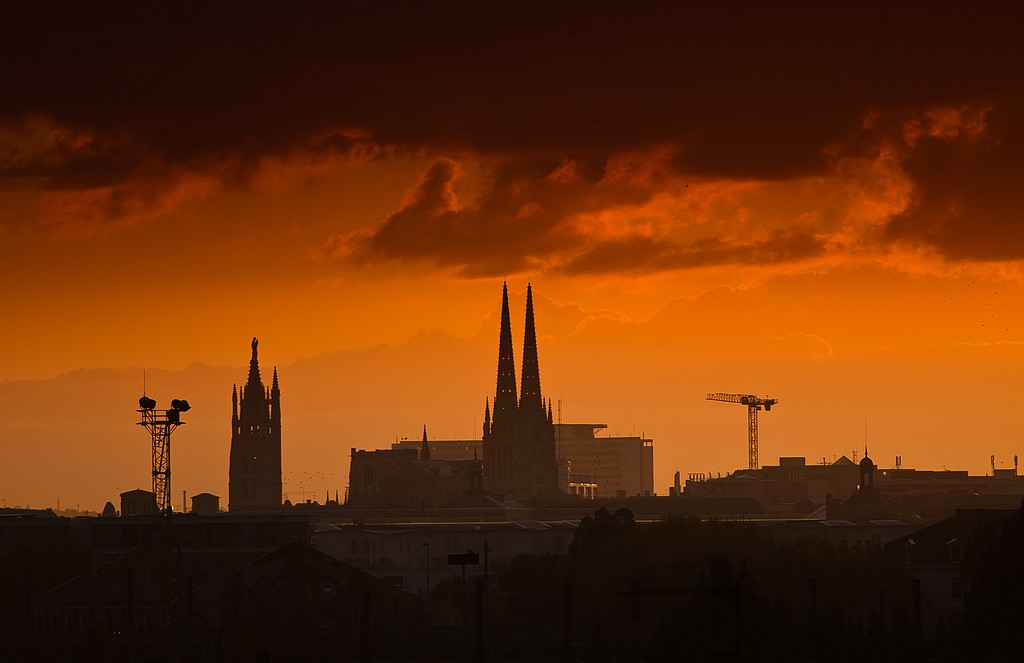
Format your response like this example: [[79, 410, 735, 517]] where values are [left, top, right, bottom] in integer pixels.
[[493, 283, 518, 430], [490, 282, 548, 432], [519, 283, 543, 414]]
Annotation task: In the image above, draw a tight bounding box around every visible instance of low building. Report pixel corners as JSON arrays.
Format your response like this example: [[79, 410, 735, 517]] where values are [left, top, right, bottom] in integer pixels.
[[190, 492, 220, 515], [884, 508, 1013, 637], [120, 489, 156, 516], [346, 442, 483, 508], [685, 454, 1024, 522]]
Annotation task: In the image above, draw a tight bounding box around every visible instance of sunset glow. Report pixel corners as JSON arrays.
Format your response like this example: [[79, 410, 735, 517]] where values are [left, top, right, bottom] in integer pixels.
[[2, 3, 1023, 510]]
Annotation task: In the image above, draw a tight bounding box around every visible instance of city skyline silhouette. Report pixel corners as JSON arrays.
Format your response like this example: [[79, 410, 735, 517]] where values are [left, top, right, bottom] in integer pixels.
[[3, 5, 1024, 660], [1, 3, 1023, 516]]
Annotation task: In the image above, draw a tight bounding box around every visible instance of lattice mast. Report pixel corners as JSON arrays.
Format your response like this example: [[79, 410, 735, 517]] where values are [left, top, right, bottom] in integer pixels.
[[137, 396, 190, 516], [706, 393, 779, 470]]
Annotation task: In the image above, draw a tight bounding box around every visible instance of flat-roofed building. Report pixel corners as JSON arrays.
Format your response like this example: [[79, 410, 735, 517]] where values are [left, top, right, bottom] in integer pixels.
[[555, 423, 654, 497], [120, 488, 156, 516]]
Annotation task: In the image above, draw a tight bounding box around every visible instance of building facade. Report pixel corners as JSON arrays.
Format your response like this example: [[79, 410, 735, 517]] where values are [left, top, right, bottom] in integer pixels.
[[228, 337, 283, 512], [555, 423, 654, 497]]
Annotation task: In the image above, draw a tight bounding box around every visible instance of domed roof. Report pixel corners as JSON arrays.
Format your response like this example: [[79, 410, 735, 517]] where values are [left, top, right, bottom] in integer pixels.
[[859, 455, 873, 471]]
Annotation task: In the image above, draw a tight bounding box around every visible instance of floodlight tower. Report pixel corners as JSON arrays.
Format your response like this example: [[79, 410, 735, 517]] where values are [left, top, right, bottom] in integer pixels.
[[137, 396, 191, 516]]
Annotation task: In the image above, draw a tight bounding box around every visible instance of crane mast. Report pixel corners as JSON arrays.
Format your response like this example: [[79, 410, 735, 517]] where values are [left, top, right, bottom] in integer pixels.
[[706, 393, 779, 470]]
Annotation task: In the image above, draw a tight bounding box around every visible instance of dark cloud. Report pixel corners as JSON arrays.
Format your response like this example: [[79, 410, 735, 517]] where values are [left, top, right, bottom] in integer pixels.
[[324, 157, 589, 276], [326, 153, 827, 276], [560, 230, 827, 276], [3, 2, 1021, 186], [884, 100, 1024, 260], [4, 2, 1023, 263]]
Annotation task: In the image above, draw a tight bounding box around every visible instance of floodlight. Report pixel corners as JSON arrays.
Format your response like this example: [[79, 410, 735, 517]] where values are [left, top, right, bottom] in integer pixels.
[[167, 408, 180, 424], [139, 396, 157, 410], [171, 399, 191, 412]]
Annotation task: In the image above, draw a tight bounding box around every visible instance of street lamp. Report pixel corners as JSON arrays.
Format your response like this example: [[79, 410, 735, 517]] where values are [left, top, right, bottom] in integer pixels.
[[448, 549, 480, 658], [422, 542, 431, 625]]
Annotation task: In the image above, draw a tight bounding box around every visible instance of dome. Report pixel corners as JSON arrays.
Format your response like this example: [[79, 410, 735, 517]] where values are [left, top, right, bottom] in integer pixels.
[[859, 455, 873, 471]]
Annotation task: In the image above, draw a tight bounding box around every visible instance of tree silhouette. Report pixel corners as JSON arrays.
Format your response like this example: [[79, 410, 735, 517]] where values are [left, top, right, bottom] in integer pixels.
[[962, 501, 1024, 660], [568, 506, 635, 566]]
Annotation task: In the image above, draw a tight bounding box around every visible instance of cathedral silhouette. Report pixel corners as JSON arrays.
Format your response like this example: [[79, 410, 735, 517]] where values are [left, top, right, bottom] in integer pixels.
[[483, 282, 560, 497], [346, 283, 563, 507], [228, 337, 283, 511]]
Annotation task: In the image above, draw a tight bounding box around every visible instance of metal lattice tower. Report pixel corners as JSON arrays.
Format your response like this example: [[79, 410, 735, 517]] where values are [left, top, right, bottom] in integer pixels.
[[706, 393, 779, 470], [137, 397, 189, 516]]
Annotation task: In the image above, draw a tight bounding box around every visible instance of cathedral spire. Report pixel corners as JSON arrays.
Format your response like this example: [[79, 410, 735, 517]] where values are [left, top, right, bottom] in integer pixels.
[[483, 397, 491, 436], [519, 283, 544, 418], [421, 425, 431, 461], [247, 337, 262, 388], [492, 282, 518, 430]]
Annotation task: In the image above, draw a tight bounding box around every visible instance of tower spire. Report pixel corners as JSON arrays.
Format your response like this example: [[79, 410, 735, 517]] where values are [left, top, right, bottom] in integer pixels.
[[247, 337, 261, 388], [519, 283, 544, 418], [420, 425, 430, 461], [492, 282, 518, 431]]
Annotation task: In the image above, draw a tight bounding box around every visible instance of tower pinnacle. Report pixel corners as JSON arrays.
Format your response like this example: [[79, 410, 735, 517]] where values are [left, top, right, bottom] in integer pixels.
[[492, 282, 518, 431], [247, 337, 261, 387], [519, 283, 544, 419]]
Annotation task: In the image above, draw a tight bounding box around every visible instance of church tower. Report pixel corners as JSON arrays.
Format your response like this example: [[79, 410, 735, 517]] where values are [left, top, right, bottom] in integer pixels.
[[228, 337, 283, 511], [482, 283, 559, 496]]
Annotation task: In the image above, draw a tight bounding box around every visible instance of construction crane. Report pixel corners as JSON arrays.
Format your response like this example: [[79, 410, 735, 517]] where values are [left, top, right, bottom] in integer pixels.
[[706, 393, 779, 470]]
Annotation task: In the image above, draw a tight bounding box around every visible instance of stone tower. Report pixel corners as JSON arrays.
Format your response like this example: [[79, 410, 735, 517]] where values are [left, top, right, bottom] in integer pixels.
[[482, 283, 559, 496], [228, 337, 282, 511]]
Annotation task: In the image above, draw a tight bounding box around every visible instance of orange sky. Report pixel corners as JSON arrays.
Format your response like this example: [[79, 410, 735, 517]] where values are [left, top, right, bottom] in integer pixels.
[[2, 3, 1024, 509]]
